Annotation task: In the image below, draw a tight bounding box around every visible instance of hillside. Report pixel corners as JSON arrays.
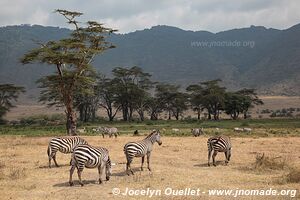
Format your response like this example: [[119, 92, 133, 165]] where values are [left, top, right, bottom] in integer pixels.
[[0, 23, 300, 101]]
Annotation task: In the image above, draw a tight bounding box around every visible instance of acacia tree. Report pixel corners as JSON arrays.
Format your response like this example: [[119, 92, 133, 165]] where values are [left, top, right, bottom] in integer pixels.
[[155, 84, 179, 120], [201, 80, 226, 120], [113, 66, 153, 121], [0, 84, 25, 121], [21, 10, 116, 135], [186, 84, 204, 120], [237, 89, 263, 119], [97, 76, 121, 121], [146, 96, 164, 120], [224, 92, 244, 120], [170, 92, 189, 120]]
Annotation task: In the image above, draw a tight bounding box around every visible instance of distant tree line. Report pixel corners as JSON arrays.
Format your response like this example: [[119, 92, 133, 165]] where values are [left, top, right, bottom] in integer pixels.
[[69, 66, 263, 122]]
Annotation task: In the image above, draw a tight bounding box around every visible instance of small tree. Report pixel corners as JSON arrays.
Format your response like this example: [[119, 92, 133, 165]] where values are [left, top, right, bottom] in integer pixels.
[[0, 84, 25, 121], [21, 10, 116, 135]]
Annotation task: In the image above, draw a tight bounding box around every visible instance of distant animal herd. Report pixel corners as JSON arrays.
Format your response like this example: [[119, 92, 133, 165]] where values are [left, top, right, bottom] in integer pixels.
[[47, 126, 252, 186]]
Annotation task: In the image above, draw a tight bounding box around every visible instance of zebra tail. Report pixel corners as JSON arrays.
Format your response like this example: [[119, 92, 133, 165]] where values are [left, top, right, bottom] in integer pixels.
[[208, 139, 214, 152]]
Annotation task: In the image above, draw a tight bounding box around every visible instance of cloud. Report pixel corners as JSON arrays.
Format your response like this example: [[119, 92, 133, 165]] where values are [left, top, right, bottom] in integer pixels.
[[0, 0, 299, 33]]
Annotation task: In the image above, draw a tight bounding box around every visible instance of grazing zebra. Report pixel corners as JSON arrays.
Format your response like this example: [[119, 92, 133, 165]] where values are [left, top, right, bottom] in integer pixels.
[[47, 136, 88, 168], [207, 136, 232, 167], [69, 145, 112, 186], [124, 130, 162, 175], [95, 127, 119, 138], [233, 127, 243, 132], [191, 128, 204, 137]]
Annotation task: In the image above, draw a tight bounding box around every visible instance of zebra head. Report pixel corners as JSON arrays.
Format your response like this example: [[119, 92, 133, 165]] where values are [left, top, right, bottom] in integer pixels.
[[154, 130, 162, 146], [145, 130, 162, 145]]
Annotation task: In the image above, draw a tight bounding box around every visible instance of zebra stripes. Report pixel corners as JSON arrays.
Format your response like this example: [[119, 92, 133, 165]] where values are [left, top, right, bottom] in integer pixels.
[[207, 135, 232, 166], [123, 130, 162, 175], [69, 144, 112, 186], [47, 136, 88, 168]]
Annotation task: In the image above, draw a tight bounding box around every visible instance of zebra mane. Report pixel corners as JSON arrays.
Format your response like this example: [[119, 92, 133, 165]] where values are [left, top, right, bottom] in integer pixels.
[[144, 130, 158, 140]]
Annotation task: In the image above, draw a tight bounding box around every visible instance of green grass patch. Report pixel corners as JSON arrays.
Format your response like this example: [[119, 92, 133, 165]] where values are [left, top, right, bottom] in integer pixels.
[[0, 118, 300, 137]]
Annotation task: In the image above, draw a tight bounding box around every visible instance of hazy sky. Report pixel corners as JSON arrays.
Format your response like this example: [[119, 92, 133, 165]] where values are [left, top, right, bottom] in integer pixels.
[[1, 0, 300, 33]]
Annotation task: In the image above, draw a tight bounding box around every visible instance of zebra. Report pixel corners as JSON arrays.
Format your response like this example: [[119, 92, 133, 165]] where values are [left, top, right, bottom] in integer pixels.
[[94, 127, 119, 138], [207, 136, 232, 167], [69, 144, 112, 186], [191, 128, 204, 137], [123, 130, 162, 176], [47, 136, 88, 168]]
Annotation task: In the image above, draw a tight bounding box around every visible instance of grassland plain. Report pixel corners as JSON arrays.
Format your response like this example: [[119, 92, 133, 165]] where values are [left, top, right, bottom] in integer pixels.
[[0, 134, 299, 200]]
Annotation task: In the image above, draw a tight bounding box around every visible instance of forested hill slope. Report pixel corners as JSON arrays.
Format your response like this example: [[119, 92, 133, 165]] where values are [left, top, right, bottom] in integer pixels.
[[1, 23, 300, 100]]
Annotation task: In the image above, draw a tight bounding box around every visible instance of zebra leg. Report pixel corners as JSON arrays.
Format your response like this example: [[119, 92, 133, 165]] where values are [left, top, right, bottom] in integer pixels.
[[212, 151, 218, 167], [98, 164, 105, 184], [77, 168, 84, 186], [69, 165, 75, 186], [208, 149, 212, 166], [53, 154, 59, 167], [147, 153, 151, 172], [224, 152, 229, 165], [47, 146, 52, 168], [141, 156, 145, 171], [115, 133, 117, 138], [126, 156, 134, 175], [102, 133, 105, 138]]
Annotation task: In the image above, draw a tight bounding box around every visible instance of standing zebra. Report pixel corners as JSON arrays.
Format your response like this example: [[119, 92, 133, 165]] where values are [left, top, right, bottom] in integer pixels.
[[69, 145, 112, 186], [47, 136, 88, 168], [207, 135, 232, 166], [124, 130, 162, 176]]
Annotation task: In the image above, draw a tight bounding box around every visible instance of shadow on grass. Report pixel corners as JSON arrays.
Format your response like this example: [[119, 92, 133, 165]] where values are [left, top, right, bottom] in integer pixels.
[[194, 161, 224, 167], [38, 163, 70, 169], [53, 180, 101, 187], [111, 167, 142, 177]]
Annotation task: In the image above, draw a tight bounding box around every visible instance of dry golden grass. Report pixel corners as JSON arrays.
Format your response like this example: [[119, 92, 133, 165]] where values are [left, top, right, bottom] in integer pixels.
[[0, 136, 299, 200]]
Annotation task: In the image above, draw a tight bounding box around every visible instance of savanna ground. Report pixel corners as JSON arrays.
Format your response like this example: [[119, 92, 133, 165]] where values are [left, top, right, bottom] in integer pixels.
[[0, 96, 300, 199], [0, 133, 299, 200]]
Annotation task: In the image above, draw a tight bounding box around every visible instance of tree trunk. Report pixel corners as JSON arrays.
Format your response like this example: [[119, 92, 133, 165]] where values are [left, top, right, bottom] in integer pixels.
[[66, 110, 77, 135], [197, 109, 201, 120], [138, 109, 144, 121]]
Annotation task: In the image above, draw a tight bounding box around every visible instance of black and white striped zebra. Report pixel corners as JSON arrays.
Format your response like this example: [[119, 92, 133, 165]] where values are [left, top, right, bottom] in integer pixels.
[[124, 130, 162, 175], [69, 144, 112, 186], [207, 135, 232, 166], [47, 136, 88, 168]]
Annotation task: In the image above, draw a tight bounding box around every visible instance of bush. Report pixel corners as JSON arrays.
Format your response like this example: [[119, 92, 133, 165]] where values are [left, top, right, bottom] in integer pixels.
[[285, 168, 300, 183], [254, 153, 287, 170]]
